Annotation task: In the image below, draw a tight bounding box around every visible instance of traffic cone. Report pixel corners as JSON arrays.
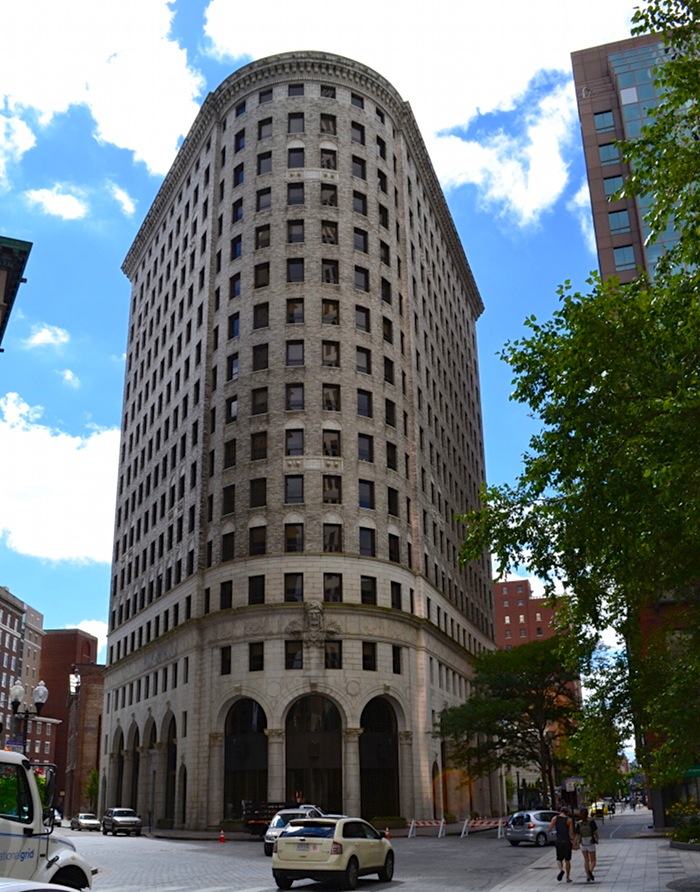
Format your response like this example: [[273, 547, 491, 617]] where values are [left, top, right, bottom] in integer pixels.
[[384, 826, 391, 840], [219, 828, 225, 843]]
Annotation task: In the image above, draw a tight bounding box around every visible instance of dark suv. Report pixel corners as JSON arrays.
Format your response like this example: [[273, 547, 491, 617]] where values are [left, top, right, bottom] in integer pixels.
[[102, 807, 142, 836]]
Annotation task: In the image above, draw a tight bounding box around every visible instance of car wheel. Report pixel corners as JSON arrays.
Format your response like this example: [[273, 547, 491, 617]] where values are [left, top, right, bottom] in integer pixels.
[[264, 843, 273, 856], [343, 857, 359, 890], [272, 872, 293, 889], [535, 832, 547, 847], [378, 851, 394, 882], [508, 840, 520, 846]]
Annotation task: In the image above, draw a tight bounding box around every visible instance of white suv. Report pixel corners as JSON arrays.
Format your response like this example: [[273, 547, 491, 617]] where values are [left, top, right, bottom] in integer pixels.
[[264, 808, 323, 856], [272, 817, 394, 890]]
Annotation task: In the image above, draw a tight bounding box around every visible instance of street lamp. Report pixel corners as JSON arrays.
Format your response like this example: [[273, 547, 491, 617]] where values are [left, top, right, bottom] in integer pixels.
[[9, 679, 49, 754]]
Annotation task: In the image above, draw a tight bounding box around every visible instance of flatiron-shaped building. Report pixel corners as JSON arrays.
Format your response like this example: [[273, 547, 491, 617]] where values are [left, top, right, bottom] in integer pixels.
[[103, 52, 495, 828]]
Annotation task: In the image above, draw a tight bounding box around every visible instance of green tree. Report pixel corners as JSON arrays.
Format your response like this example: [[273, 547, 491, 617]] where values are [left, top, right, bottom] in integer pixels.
[[84, 769, 99, 812], [459, 0, 700, 783], [439, 638, 581, 807]]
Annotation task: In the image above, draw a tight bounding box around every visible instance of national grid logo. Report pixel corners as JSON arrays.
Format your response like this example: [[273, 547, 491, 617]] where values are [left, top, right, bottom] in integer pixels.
[[0, 849, 35, 861]]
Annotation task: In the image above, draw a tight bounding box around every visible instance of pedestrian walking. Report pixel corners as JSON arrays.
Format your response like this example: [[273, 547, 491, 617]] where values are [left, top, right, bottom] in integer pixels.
[[575, 807, 599, 882], [548, 805, 575, 883]]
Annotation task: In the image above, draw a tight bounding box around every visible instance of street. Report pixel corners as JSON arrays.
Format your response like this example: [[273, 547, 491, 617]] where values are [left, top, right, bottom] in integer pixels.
[[57, 809, 656, 892]]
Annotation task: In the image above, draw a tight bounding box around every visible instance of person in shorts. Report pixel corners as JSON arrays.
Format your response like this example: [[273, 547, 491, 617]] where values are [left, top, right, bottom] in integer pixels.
[[576, 807, 599, 882], [548, 806, 575, 882]]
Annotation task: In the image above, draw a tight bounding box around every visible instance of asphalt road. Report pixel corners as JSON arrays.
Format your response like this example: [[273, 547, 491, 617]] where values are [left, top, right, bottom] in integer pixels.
[[55, 809, 655, 892]]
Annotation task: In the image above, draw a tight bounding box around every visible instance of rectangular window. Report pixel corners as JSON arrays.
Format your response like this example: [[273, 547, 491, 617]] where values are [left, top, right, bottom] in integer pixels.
[[226, 395, 238, 422], [358, 433, 374, 462], [222, 484, 235, 515], [353, 191, 367, 215], [360, 575, 377, 605], [252, 343, 269, 370], [286, 340, 305, 366], [359, 479, 375, 509], [359, 526, 376, 556], [253, 302, 269, 328], [285, 428, 304, 456], [392, 645, 402, 674], [220, 645, 232, 675], [220, 580, 233, 609], [598, 143, 621, 165], [355, 305, 370, 332], [256, 188, 272, 211], [285, 572, 304, 602], [323, 523, 343, 553], [609, 209, 631, 235], [232, 198, 243, 222], [259, 88, 272, 103], [287, 258, 304, 282], [603, 175, 623, 197], [321, 85, 336, 98], [387, 486, 399, 516], [355, 266, 369, 292], [323, 429, 341, 456], [258, 117, 272, 139], [320, 148, 337, 169], [391, 580, 402, 610], [251, 387, 268, 415], [285, 474, 304, 504], [356, 346, 371, 374], [288, 219, 305, 243], [228, 312, 240, 339], [351, 122, 365, 144], [229, 272, 241, 299], [323, 383, 341, 411], [354, 228, 368, 252], [255, 225, 270, 249], [324, 572, 342, 602], [249, 526, 266, 555], [613, 245, 636, 270], [286, 298, 305, 323], [362, 641, 377, 671], [323, 475, 342, 504], [594, 110, 615, 132], [250, 478, 267, 507], [286, 383, 304, 410], [388, 533, 400, 563], [227, 352, 239, 381], [248, 575, 265, 604], [351, 92, 364, 109], [320, 113, 337, 134], [257, 151, 272, 175], [352, 156, 366, 179], [249, 642, 264, 671], [386, 442, 397, 470], [357, 389, 372, 417], [254, 263, 270, 287], [233, 163, 244, 186], [325, 640, 342, 669], [285, 523, 304, 552], [250, 430, 267, 460], [385, 399, 396, 427], [288, 147, 305, 168], [224, 438, 236, 468], [287, 183, 305, 206], [320, 184, 338, 207], [221, 531, 234, 561], [319, 340, 339, 367], [322, 299, 339, 325], [285, 639, 303, 669], [288, 112, 304, 134], [322, 259, 339, 284]]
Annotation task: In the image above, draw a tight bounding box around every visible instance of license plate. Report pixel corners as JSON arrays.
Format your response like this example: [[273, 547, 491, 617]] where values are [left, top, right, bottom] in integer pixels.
[[297, 842, 309, 851]]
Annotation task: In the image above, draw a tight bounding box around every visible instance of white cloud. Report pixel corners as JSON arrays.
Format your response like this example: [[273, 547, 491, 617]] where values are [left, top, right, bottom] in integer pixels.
[[25, 185, 89, 220], [203, 0, 633, 225], [568, 181, 597, 255], [0, 0, 204, 175], [59, 369, 81, 389], [67, 620, 108, 663], [108, 181, 137, 217], [0, 115, 36, 188], [23, 324, 70, 349], [0, 392, 120, 563]]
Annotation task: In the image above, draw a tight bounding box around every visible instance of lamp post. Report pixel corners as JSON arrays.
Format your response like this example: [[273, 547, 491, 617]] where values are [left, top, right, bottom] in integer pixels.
[[9, 679, 49, 754]]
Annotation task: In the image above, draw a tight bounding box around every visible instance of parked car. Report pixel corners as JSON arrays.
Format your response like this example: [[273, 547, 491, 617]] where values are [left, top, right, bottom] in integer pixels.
[[101, 807, 142, 836], [504, 810, 558, 847], [272, 817, 394, 889], [52, 810, 62, 827], [70, 812, 101, 831], [264, 808, 324, 856], [0, 881, 79, 892]]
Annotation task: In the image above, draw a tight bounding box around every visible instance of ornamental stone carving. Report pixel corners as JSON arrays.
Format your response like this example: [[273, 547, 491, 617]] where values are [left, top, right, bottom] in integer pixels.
[[285, 601, 340, 647]]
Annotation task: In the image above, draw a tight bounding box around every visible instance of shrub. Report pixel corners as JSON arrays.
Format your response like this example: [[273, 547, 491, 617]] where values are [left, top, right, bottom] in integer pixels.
[[667, 798, 700, 844]]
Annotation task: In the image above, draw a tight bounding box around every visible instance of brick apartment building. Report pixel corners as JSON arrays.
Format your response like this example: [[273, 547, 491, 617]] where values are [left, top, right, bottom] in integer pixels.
[[493, 579, 558, 650]]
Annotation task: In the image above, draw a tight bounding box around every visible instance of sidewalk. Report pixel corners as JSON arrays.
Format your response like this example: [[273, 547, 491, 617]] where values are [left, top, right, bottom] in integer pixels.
[[488, 836, 700, 892]]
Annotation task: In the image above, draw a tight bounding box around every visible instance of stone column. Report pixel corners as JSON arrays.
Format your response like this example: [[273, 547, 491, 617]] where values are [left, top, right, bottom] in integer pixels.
[[265, 728, 285, 802], [209, 732, 224, 826], [121, 750, 133, 808], [343, 728, 363, 817], [399, 731, 414, 820]]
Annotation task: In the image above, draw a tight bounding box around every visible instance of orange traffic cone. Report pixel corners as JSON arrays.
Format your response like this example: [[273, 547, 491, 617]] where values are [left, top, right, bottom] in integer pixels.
[[219, 828, 225, 843], [384, 826, 391, 840]]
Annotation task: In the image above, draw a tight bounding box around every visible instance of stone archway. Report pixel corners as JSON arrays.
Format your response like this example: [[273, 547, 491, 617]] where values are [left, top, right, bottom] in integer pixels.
[[359, 697, 399, 820], [224, 698, 268, 820], [285, 695, 342, 813]]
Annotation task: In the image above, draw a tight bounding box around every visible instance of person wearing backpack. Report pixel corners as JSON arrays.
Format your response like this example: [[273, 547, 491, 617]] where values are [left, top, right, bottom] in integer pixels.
[[576, 807, 599, 882]]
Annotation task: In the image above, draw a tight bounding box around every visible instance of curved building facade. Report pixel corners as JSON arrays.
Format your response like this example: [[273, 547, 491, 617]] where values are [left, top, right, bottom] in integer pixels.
[[104, 52, 496, 828]]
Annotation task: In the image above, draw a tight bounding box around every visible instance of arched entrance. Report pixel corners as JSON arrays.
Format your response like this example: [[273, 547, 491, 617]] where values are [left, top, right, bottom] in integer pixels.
[[359, 698, 399, 820], [224, 698, 268, 820], [164, 716, 177, 822], [286, 696, 341, 813]]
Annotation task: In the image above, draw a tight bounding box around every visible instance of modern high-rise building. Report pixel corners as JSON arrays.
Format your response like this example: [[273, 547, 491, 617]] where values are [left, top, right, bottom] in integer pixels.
[[571, 33, 672, 281], [104, 52, 496, 829]]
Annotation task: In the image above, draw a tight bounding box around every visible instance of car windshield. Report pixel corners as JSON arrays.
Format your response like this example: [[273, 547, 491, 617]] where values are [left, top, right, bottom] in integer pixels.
[[81, 814, 97, 820], [114, 810, 136, 816], [281, 822, 336, 838]]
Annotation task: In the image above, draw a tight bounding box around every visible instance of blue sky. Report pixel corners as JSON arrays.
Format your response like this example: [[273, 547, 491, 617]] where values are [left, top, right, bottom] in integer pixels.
[[0, 0, 635, 659]]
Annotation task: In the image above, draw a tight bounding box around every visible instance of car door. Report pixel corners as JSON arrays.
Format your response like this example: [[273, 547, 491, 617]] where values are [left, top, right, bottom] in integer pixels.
[[359, 821, 384, 868]]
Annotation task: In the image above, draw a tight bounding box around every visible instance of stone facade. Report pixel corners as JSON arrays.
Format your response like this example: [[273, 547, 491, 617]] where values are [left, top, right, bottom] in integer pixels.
[[104, 52, 497, 828]]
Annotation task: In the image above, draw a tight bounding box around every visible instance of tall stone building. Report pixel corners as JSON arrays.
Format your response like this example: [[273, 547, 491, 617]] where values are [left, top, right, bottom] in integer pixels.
[[104, 52, 495, 829]]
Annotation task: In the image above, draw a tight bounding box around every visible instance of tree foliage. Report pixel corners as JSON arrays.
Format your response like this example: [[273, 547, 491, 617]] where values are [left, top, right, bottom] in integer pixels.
[[439, 638, 582, 806], [458, 0, 700, 784]]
